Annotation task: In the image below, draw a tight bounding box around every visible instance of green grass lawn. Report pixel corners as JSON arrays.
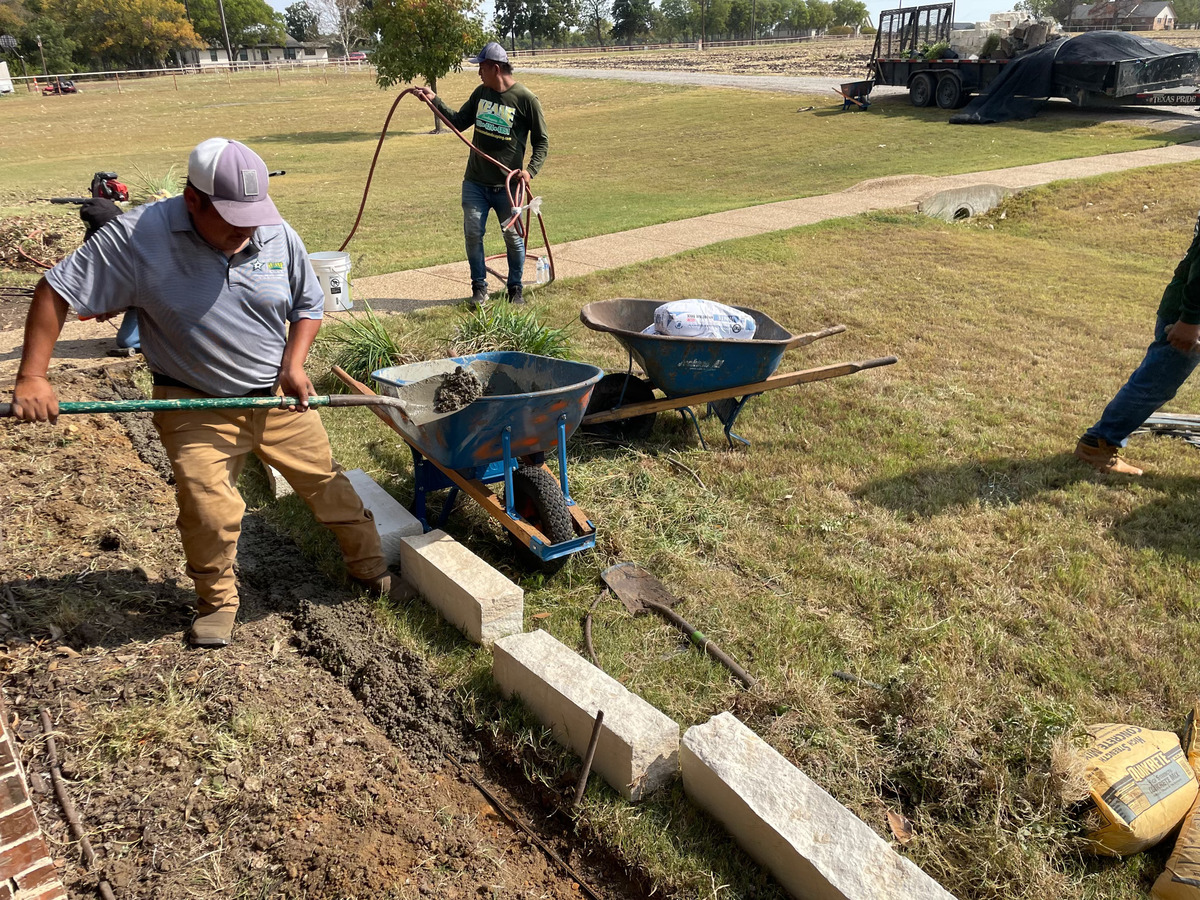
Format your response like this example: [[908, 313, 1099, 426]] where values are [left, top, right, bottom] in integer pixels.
[[8, 63, 1200, 899], [260, 162, 1200, 900], [0, 65, 1194, 280]]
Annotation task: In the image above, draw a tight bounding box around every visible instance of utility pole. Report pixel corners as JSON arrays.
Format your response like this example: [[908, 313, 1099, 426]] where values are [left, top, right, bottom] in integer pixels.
[[215, 0, 234, 67], [36, 34, 47, 78]]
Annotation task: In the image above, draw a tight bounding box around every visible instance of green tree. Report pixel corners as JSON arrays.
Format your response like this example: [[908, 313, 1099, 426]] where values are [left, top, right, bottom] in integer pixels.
[[284, 0, 319, 39], [829, 0, 864, 26], [659, 0, 692, 38], [369, 0, 482, 130], [53, 0, 200, 68], [25, 14, 75, 71], [781, 0, 808, 32], [1175, 0, 1200, 25], [189, 0, 284, 57], [609, 0, 650, 40], [542, 0, 577, 44], [806, 0, 832, 31]]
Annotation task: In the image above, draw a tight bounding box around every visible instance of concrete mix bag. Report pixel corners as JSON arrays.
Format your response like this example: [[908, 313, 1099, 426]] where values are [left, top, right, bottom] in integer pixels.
[[647, 299, 757, 340], [1154, 706, 1200, 899], [1075, 722, 1197, 857]]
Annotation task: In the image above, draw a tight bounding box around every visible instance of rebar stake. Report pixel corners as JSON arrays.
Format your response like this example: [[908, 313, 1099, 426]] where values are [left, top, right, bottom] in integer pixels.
[[572, 710, 605, 808]]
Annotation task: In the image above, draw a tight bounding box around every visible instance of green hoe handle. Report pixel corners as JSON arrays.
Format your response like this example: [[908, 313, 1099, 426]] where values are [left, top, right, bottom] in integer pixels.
[[0, 394, 412, 419]]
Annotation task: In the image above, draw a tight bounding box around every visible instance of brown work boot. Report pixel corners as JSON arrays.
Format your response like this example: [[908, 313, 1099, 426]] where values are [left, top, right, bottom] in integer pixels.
[[468, 283, 489, 311], [1073, 438, 1144, 476], [351, 570, 418, 602], [189, 604, 238, 648]]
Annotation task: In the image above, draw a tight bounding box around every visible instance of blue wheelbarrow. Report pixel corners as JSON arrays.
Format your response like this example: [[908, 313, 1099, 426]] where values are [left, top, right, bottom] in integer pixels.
[[579, 298, 897, 449], [333, 351, 602, 570]]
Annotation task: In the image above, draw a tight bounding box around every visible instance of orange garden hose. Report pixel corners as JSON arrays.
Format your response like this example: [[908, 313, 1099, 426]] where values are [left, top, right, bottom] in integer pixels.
[[339, 87, 555, 286]]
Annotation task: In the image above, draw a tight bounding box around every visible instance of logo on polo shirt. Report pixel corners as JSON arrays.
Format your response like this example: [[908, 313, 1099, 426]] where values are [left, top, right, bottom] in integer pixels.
[[251, 260, 287, 277]]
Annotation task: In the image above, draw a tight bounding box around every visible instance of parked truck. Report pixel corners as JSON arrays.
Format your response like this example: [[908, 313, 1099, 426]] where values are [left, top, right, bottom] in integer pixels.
[[868, 2, 1200, 114]]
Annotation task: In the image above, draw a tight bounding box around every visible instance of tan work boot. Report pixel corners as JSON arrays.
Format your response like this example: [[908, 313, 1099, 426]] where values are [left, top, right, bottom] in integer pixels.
[[1073, 438, 1144, 476], [189, 604, 238, 648], [351, 570, 418, 602]]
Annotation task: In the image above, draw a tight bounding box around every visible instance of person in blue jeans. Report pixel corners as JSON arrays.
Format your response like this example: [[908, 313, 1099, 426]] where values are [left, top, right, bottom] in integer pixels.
[[414, 42, 548, 309], [1075, 213, 1200, 475], [79, 198, 141, 355]]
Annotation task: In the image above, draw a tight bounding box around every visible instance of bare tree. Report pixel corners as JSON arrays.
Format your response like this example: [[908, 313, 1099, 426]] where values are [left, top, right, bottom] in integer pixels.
[[580, 0, 608, 43], [312, 0, 366, 55]]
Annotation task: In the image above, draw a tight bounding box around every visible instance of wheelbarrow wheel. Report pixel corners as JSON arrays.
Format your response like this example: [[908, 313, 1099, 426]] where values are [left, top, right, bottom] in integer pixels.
[[581, 373, 657, 441], [506, 465, 575, 573]]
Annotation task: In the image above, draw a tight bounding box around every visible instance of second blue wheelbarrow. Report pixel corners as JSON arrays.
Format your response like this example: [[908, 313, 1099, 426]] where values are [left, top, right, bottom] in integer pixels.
[[333, 351, 602, 570], [578, 298, 898, 449]]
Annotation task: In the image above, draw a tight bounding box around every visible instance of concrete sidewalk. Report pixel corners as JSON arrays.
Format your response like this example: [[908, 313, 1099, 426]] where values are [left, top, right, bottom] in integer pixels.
[[354, 139, 1200, 312]]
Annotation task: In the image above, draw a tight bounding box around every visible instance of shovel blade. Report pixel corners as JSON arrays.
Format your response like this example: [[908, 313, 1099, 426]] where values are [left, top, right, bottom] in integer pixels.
[[600, 562, 681, 616]]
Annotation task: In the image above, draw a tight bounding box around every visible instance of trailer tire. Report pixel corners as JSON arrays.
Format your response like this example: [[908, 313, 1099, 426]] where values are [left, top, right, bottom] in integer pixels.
[[506, 465, 575, 573], [910, 73, 935, 107], [935, 74, 965, 109]]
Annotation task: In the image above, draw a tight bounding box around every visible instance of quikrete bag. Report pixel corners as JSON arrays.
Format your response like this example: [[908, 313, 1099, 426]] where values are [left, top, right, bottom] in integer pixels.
[[1153, 707, 1200, 899], [1077, 723, 1197, 857]]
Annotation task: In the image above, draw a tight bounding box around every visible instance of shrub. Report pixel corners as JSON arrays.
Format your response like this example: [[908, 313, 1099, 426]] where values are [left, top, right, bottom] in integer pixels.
[[317, 304, 411, 385], [451, 303, 573, 359], [829, 25, 855, 35], [128, 164, 184, 205], [924, 40, 950, 59]]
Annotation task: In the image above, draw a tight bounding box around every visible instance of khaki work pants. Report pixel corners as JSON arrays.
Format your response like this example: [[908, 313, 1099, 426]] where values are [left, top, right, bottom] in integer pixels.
[[151, 385, 385, 612]]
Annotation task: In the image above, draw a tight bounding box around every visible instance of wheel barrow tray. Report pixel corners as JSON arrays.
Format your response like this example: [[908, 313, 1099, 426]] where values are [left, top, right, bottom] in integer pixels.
[[579, 298, 898, 448], [334, 351, 602, 567]]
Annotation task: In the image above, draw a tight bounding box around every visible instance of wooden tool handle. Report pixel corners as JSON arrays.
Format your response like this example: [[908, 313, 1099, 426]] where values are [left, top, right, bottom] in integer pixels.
[[644, 600, 756, 690], [785, 324, 847, 350]]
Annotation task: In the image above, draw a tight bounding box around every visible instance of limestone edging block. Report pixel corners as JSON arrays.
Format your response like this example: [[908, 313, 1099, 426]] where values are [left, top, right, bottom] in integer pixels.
[[492, 629, 679, 800], [399, 530, 522, 645], [344, 468, 423, 566], [681, 712, 957, 900]]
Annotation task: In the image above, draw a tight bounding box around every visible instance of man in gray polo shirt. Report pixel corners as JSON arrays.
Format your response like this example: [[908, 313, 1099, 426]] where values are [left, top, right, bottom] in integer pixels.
[[11, 137, 399, 648]]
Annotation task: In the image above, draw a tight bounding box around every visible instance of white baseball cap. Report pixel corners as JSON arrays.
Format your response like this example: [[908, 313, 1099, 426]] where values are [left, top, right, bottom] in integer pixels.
[[188, 138, 282, 228]]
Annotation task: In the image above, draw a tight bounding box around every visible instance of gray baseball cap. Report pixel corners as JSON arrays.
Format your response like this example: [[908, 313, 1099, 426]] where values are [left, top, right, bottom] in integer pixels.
[[187, 138, 282, 228], [468, 42, 509, 65]]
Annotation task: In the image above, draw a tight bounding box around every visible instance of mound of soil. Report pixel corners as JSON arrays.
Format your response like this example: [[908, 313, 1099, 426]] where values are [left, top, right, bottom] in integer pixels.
[[0, 363, 646, 899]]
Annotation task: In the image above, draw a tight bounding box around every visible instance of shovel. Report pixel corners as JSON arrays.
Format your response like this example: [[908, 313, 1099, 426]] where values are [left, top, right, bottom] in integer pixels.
[[600, 562, 755, 690], [0, 393, 419, 422]]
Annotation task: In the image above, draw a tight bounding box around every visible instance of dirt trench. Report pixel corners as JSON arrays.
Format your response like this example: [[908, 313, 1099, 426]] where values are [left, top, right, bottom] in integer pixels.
[[0, 363, 648, 900]]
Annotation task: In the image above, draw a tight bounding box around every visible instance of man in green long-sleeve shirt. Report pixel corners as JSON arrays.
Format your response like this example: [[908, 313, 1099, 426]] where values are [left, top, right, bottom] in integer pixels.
[[1074, 212, 1200, 475], [415, 42, 549, 308]]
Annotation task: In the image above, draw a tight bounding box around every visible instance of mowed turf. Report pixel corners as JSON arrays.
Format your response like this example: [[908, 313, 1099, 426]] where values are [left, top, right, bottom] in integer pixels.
[[8, 61, 1200, 900], [265, 163, 1200, 900], [0, 63, 1195, 279]]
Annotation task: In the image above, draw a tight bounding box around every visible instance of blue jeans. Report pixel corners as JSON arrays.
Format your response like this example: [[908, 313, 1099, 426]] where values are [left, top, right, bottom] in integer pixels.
[[1086, 314, 1200, 446], [462, 180, 524, 290], [116, 309, 140, 350]]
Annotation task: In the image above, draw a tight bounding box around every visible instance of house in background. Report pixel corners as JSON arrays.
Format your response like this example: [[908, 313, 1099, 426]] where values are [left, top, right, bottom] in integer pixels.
[[1068, 0, 1176, 29], [181, 35, 329, 68]]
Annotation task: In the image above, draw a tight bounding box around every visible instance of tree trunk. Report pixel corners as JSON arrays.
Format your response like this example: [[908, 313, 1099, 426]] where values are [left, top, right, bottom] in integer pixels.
[[430, 75, 443, 133]]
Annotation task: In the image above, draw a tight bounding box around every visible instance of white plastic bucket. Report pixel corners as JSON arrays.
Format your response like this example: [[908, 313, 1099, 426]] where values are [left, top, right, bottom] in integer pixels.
[[308, 251, 353, 311]]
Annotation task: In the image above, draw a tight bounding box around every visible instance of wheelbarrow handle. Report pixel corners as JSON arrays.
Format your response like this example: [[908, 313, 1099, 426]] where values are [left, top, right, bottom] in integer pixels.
[[785, 324, 847, 350], [0, 394, 413, 418]]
